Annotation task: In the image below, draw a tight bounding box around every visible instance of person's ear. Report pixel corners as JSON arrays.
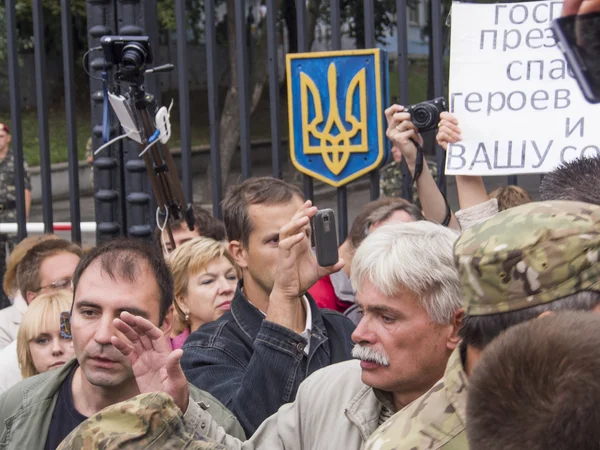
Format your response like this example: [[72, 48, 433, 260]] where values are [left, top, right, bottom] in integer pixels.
[[160, 305, 174, 336], [25, 291, 37, 305], [446, 308, 464, 351], [229, 240, 249, 269]]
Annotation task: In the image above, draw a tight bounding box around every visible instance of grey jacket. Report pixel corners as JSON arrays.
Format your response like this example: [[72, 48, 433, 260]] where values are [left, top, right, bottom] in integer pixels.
[[184, 359, 386, 450], [0, 359, 245, 449]]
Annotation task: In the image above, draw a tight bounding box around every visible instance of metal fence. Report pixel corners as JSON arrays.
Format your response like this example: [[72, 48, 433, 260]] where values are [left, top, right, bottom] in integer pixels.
[[5, 0, 453, 244]]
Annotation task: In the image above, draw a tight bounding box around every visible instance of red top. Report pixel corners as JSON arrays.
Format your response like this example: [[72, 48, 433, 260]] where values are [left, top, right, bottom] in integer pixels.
[[308, 275, 352, 313]]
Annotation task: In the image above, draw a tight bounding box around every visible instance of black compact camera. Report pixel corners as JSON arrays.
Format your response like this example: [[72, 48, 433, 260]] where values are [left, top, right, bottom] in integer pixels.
[[406, 97, 448, 133], [100, 35, 153, 80]]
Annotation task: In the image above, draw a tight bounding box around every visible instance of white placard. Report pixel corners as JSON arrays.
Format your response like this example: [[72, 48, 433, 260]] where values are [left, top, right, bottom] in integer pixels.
[[446, 0, 600, 176]]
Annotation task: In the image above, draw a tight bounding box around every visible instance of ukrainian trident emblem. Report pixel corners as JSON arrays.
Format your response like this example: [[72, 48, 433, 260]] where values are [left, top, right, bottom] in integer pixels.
[[287, 49, 389, 187]]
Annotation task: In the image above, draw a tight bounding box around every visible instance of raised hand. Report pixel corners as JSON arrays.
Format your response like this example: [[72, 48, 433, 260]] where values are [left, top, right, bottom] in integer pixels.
[[436, 112, 463, 151], [272, 200, 345, 302], [111, 311, 189, 413], [385, 104, 424, 168]]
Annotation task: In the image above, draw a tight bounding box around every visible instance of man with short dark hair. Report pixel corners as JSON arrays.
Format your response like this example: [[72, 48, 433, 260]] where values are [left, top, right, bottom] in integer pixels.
[[365, 200, 600, 450], [181, 176, 355, 436], [466, 311, 600, 450], [155, 203, 227, 255], [540, 155, 600, 204], [0, 238, 244, 449], [0, 239, 82, 350]]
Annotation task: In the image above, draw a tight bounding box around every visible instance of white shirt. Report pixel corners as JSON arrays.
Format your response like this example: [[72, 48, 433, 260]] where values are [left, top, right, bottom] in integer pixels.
[[0, 293, 27, 350], [0, 341, 22, 394]]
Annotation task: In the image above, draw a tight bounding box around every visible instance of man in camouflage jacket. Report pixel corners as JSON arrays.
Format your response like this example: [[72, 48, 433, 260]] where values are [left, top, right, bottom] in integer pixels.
[[0, 123, 31, 308], [365, 200, 600, 450]]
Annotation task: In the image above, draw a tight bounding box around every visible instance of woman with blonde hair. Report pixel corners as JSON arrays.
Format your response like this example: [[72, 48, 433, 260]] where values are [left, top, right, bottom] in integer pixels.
[[168, 237, 239, 349], [16, 289, 74, 379]]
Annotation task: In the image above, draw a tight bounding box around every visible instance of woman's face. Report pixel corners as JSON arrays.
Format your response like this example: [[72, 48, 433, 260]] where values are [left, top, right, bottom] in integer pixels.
[[182, 256, 238, 331], [29, 326, 74, 374]]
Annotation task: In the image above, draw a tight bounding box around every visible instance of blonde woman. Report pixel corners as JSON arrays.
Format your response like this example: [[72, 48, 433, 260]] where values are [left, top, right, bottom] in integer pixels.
[[168, 237, 239, 349], [17, 290, 74, 378]]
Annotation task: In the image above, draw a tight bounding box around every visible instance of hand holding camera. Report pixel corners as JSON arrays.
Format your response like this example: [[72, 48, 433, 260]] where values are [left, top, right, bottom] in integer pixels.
[[385, 105, 425, 170], [436, 112, 463, 152]]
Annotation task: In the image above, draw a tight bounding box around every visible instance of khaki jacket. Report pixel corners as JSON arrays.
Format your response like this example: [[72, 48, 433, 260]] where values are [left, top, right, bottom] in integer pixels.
[[186, 359, 388, 450], [364, 348, 469, 450], [0, 359, 245, 449]]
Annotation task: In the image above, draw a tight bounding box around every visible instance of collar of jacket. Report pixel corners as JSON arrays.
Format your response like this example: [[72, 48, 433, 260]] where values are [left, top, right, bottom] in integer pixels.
[[231, 280, 330, 344], [443, 347, 469, 427], [1, 358, 76, 447], [344, 383, 383, 442]]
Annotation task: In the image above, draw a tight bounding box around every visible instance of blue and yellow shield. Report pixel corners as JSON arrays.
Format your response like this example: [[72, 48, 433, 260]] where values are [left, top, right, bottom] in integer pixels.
[[286, 49, 388, 187]]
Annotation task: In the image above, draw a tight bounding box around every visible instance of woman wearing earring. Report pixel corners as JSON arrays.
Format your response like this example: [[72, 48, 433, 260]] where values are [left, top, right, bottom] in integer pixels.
[[168, 237, 239, 349]]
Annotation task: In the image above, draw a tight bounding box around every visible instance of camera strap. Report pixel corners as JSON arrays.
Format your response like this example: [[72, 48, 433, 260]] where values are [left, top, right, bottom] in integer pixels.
[[409, 138, 453, 227]]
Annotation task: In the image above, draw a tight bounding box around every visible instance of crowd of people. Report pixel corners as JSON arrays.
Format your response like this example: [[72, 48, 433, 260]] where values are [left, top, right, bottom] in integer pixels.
[[0, 0, 598, 448]]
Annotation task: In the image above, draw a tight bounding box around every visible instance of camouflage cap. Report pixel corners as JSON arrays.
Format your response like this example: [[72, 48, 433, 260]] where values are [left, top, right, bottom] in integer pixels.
[[455, 200, 600, 315], [57, 392, 226, 450]]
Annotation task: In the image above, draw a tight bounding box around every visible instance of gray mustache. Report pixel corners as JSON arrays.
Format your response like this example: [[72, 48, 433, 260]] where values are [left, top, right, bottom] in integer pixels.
[[352, 344, 390, 366]]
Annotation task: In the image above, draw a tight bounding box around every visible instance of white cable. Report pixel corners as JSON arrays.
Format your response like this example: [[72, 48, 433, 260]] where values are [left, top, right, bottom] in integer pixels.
[[138, 138, 160, 158], [156, 206, 170, 255], [93, 128, 136, 155]]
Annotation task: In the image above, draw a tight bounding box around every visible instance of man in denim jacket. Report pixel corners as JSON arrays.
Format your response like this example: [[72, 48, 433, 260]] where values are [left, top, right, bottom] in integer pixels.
[[181, 177, 355, 435]]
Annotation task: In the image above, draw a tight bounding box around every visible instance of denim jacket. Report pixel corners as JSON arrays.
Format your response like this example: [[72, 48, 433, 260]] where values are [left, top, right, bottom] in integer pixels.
[[181, 282, 356, 436]]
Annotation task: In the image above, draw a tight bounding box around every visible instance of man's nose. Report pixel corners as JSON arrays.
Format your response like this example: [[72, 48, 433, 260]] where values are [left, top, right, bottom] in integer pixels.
[[93, 316, 116, 346], [351, 315, 375, 345]]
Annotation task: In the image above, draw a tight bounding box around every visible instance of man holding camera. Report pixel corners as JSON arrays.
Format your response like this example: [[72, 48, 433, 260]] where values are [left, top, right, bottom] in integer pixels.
[[180, 177, 355, 436]]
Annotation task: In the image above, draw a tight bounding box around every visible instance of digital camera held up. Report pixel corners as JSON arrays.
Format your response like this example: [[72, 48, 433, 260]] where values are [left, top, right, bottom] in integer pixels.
[[406, 97, 448, 133]]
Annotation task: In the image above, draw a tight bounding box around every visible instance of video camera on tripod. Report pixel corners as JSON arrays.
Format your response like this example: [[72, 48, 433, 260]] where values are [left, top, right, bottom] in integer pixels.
[[96, 35, 195, 250]]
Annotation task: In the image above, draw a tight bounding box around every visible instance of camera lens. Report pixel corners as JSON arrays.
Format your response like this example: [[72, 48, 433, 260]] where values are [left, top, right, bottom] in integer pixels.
[[411, 105, 434, 129], [121, 42, 148, 74]]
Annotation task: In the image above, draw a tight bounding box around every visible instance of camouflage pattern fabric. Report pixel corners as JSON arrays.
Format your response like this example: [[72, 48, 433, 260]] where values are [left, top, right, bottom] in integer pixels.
[[57, 392, 227, 450], [0, 147, 31, 223], [380, 159, 438, 208], [364, 348, 468, 450], [455, 200, 600, 316], [0, 147, 31, 308]]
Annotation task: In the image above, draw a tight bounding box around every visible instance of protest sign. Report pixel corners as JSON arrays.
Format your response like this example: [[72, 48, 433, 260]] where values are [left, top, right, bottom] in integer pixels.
[[446, 0, 600, 176]]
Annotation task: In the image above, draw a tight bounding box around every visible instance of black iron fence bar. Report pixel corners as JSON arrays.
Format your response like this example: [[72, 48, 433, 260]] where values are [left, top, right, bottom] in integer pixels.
[[88, 0, 123, 243], [117, 0, 154, 240], [33, 0, 54, 232], [234, 0, 252, 180], [267, 0, 283, 180], [175, 0, 193, 205], [364, 0, 380, 202], [431, 0, 447, 195], [61, 0, 82, 244], [508, 175, 518, 186], [296, 0, 314, 200], [331, 0, 342, 50], [5, 0, 27, 241], [395, 0, 414, 200], [205, 0, 223, 218], [330, 0, 348, 241]]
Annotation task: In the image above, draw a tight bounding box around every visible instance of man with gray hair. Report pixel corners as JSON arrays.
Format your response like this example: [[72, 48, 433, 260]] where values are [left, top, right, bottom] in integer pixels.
[[102, 220, 463, 449]]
